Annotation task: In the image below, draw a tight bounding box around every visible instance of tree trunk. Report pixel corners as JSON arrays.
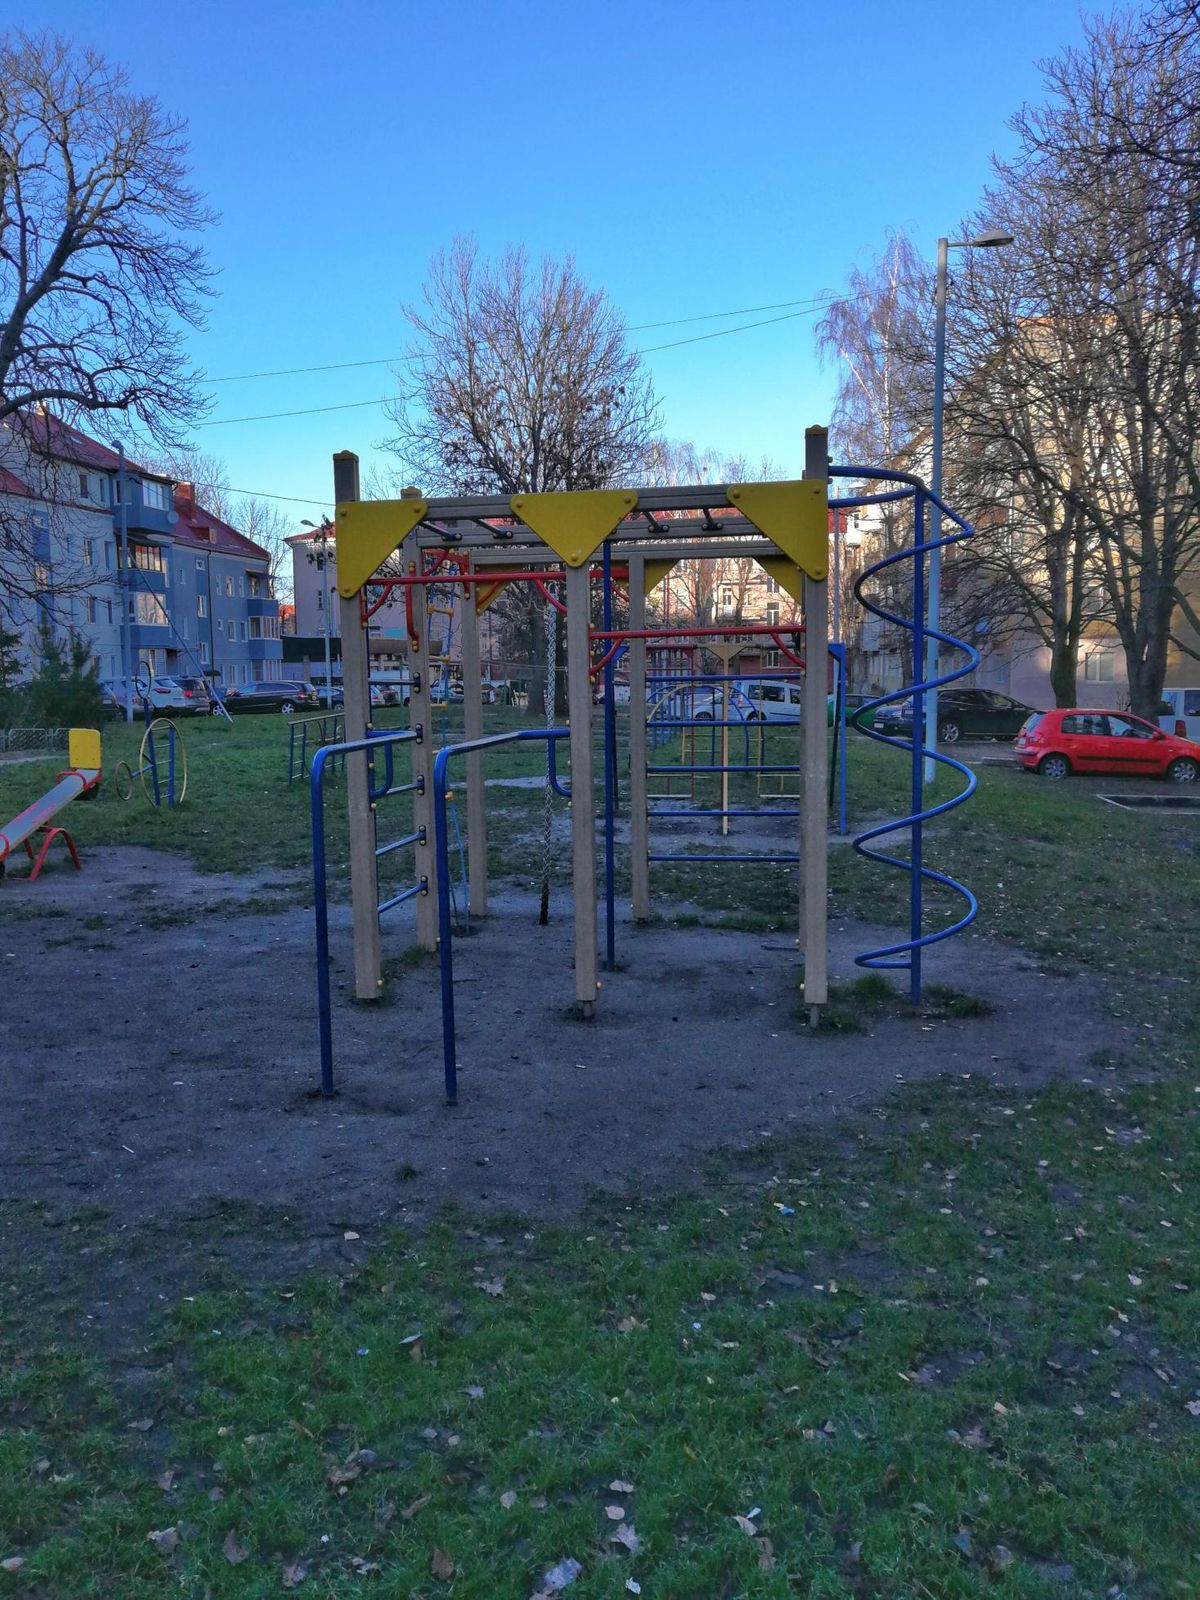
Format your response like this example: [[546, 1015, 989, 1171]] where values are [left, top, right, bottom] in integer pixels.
[[1048, 635, 1078, 708]]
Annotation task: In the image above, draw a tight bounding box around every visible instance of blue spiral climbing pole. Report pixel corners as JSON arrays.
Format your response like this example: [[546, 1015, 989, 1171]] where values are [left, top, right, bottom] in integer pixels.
[[830, 465, 980, 1002]]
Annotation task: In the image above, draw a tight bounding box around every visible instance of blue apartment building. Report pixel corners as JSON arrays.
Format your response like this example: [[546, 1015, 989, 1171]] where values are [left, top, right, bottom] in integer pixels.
[[0, 415, 281, 690]]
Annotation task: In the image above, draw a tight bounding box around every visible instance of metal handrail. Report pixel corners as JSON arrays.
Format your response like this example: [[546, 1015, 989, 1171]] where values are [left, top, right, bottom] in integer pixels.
[[432, 728, 569, 1104], [311, 727, 420, 1096]]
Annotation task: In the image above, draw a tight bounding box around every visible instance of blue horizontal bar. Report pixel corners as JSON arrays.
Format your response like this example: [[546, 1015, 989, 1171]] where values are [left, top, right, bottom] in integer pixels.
[[375, 828, 423, 859], [374, 779, 423, 800], [377, 879, 427, 915], [648, 853, 800, 864]]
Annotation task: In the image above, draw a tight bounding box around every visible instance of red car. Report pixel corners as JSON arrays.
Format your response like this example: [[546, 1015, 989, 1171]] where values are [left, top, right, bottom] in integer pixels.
[[1014, 708, 1200, 782]]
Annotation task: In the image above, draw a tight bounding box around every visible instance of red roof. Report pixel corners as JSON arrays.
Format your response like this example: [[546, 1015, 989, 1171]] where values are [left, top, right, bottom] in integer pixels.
[[10, 410, 168, 479], [171, 484, 272, 564], [0, 464, 31, 495]]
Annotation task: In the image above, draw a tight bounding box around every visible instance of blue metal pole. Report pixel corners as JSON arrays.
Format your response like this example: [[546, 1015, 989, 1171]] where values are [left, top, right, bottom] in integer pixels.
[[836, 646, 848, 835], [910, 494, 927, 1002], [167, 724, 176, 808], [310, 746, 335, 1096], [925, 236, 949, 786], [602, 540, 616, 971], [432, 746, 458, 1104], [147, 727, 161, 808]]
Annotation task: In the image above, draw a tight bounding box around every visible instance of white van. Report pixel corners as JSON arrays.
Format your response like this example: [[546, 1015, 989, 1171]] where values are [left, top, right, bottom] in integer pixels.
[[1157, 688, 1200, 743]]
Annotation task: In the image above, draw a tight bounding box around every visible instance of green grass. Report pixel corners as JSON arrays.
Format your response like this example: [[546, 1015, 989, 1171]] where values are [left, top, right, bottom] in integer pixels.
[[3, 715, 1200, 1591], [4, 1069, 1200, 1595]]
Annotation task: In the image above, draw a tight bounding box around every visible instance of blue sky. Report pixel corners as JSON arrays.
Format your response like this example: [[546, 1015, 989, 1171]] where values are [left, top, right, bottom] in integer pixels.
[[24, 0, 1091, 524]]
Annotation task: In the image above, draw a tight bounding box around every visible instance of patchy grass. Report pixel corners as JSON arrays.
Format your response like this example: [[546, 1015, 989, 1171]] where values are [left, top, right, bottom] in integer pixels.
[[3, 1066, 1200, 1595], [806, 974, 993, 1033]]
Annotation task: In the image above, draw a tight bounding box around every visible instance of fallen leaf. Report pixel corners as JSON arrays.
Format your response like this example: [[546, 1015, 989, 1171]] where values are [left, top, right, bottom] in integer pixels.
[[952, 1528, 974, 1557], [615, 1316, 645, 1333], [989, 1544, 1015, 1573], [605, 1504, 626, 1521], [401, 1333, 425, 1361], [1186, 1399, 1200, 1417], [757, 1536, 775, 1571], [734, 1514, 757, 1537], [609, 1479, 634, 1494], [1, 1558, 25, 1574], [155, 1468, 177, 1491], [351, 1556, 382, 1574], [223, 1529, 249, 1565], [128, 1418, 155, 1432], [344, 1230, 360, 1241], [610, 1523, 640, 1554], [539, 1555, 583, 1589], [479, 1278, 505, 1296], [466, 1385, 485, 1399], [431, 1548, 455, 1581], [500, 1490, 518, 1509], [147, 1527, 180, 1555], [625, 1582, 641, 1595], [402, 1493, 431, 1521], [282, 1557, 310, 1587]]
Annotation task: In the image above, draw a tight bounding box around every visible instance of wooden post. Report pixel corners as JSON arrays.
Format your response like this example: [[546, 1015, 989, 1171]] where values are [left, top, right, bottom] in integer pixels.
[[565, 561, 598, 1016], [627, 553, 650, 921], [405, 523, 438, 952], [333, 451, 382, 1001], [802, 427, 830, 1018], [461, 562, 487, 918]]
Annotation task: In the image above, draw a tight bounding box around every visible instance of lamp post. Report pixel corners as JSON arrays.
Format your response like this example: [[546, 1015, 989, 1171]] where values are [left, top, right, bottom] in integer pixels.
[[925, 228, 1013, 782], [113, 441, 134, 724], [301, 518, 335, 708]]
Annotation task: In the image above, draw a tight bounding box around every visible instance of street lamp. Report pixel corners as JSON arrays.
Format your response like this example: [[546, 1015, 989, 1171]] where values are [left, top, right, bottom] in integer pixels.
[[300, 518, 335, 708], [925, 228, 1014, 782]]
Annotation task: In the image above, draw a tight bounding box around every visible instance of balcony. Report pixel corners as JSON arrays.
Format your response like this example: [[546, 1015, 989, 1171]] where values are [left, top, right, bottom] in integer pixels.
[[247, 639, 283, 661], [246, 596, 278, 617], [127, 568, 168, 596], [130, 623, 173, 649]]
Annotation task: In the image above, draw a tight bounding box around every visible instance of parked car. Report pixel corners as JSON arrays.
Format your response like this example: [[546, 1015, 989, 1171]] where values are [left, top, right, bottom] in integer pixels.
[[216, 681, 319, 715], [1157, 687, 1200, 744], [594, 679, 632, 706], [689, 677, 804, 722], [874, 688, 1037, 743], [104, 675, 211, 716], [1013, 708, 1200, 781]]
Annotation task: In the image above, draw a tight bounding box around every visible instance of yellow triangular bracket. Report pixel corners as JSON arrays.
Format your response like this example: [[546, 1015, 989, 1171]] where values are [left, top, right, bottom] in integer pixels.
[[475, 578, 510, 615], [727, 480, 828, 579], [511, 489, 638, 568], [755, 555, 805, 603], [335, 498, 429, 597], [644, 559, 677, 596]]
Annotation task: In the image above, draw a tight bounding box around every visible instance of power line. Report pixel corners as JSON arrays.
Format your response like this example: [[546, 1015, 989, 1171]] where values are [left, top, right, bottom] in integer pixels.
[[203, 292, 851, 385], [194, 479, 332, 507], [194, 302, 838, 429]]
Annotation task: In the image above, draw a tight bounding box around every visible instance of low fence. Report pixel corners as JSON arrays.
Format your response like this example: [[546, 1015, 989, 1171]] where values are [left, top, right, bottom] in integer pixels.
[[0, 727, 68, 755]]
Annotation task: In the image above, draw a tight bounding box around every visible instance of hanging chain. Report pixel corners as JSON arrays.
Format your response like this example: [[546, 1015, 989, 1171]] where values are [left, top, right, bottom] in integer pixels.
[[538, 593, 557, 925]]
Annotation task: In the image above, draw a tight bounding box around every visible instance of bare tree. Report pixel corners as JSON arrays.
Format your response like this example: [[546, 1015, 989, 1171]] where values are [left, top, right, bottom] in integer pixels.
[[0, 31, 213, 596], [949, 8, 1200, 714], [385, 239, 657, 708]]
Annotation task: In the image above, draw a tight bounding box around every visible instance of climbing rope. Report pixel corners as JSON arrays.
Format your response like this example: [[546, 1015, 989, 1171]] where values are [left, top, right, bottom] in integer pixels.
[[538, 592, 557, 925]]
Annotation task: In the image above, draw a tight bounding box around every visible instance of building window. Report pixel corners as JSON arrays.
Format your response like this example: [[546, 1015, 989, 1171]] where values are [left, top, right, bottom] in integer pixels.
[[1084, 650, 1115, 683], [78, 472, 92, 500], [196, 557, 205, 571], [248, 574, 261, 598], [83, 538, 95, 566], [216, 618, 224, 632], [316, 588, 324, 612], [85, 596, 97, 623], [105, 600, 113, 624], [240, 621, 248, 641], [198, 641, 210, 664], [142, 479, 171, 513], [766, 601, 781, 627], [197, 595, 207, 618], [765, 577, 779, 594], [764, 648, 781, 668], [130, 541, 166, 574], [239, 576, 245, 597], [104, 541, 114, 571], [225, 576, 234, 597], [134, 591, 164, 625]]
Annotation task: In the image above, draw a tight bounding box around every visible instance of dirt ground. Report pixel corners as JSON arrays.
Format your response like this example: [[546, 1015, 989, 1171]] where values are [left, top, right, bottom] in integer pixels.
[[0, 845, 1129, 1245]]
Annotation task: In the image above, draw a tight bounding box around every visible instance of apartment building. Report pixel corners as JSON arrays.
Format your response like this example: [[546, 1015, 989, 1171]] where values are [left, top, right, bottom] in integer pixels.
[[0, 413, 282, 689]]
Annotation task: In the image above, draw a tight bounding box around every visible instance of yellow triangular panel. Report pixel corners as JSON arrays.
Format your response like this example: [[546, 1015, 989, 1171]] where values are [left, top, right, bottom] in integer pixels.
[[644, 559, 677, 595], [475, 578, 510, 615], [510, 489, 638, 568], [727, 480, 828, 579], [335, 498, 428, 597], [755, 555, 805, 603]]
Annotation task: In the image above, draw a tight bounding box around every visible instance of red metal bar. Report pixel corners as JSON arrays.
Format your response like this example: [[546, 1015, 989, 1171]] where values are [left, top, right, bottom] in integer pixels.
[[589, 623, 806, 675]]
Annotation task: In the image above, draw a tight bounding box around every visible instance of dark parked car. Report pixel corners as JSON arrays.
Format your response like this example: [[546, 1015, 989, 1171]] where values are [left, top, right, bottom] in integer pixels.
[[874, 688, 1038, 744], [215, 681, 318, 715]]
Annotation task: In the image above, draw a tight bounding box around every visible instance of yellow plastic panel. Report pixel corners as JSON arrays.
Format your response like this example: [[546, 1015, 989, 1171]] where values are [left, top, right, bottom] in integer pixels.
[[475, 578, 510, 615], [68, 727, 101, 772], [335, 498, 428, 597], [755, 555, 805, 603], [727, 480, 828, 579], [643, 559, 677, 595], [510, 489, 638, 568]]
